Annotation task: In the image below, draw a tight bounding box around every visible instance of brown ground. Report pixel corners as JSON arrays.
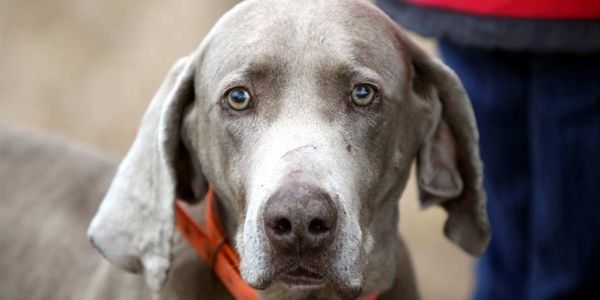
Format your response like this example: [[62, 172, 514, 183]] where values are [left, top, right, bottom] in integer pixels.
[[0, 1, 474, 299]]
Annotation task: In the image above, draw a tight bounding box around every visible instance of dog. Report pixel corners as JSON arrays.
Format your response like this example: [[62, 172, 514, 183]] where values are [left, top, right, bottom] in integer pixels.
[[2, 0, 490, 299]]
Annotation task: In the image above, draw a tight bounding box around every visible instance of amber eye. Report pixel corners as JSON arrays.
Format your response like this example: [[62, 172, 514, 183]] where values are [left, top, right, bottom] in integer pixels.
[[226, 88, 252, 110], [351, 84, 377, 106]]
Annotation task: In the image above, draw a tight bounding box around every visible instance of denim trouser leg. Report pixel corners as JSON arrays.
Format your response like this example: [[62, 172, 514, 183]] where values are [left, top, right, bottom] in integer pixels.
[[440, 40, 600, 300], [439, 41, 532, 300], [527, 54, 600, 300]]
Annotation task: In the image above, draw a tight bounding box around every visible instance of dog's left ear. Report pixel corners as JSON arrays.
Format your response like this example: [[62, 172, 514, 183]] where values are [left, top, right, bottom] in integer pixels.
[[87, 55, 207, 290], [401, 35, 490, 256]]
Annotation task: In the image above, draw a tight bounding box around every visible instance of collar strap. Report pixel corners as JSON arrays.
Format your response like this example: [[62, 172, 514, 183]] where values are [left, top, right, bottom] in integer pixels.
[[175, 187, 258, 300], [175, 187, 378, 300]]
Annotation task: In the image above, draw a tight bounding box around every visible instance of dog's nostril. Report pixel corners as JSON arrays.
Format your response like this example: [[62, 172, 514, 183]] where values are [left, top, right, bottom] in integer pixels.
[[308, 218, 329, 235], [274, 218, 292, 234], [264, 184, 338, 254]]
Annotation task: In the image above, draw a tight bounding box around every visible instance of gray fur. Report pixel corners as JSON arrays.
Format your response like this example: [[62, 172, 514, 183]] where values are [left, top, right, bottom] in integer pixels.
[[2, 0, 489, 299]]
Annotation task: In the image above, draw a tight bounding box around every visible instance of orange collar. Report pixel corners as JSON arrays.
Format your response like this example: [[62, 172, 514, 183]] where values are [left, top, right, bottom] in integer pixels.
[[175, 187, 378, 300], [175, 187, 258, 300]]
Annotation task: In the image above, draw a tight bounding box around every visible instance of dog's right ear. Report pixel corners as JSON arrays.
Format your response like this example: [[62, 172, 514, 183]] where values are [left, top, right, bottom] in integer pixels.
[[87, 55, 207, 291]]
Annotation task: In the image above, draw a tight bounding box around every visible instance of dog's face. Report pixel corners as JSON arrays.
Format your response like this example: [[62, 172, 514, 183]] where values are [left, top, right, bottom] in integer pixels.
[[88, 0, 490, 299], [192, 1, 418, 296]]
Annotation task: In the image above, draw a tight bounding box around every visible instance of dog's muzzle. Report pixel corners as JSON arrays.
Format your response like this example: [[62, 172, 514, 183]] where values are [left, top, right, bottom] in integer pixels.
[[262, 183, 338, 285]]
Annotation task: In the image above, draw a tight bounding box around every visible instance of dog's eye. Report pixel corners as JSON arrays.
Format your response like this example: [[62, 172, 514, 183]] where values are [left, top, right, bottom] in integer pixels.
[[226, 88, 252, 110], [351, 84, 377, 106]]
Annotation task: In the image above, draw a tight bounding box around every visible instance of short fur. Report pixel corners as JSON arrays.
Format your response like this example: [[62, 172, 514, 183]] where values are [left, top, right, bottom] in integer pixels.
[[2, 0, 489, 299]]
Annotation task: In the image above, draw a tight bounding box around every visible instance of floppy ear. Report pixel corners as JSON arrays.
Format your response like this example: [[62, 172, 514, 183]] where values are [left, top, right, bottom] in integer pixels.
[[405, 38, 490, 256], [87, 55, 207, 290]]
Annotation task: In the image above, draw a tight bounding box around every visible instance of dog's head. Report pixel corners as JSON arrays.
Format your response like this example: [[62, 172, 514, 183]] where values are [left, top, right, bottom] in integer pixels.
[[88, 0, 489, 298]]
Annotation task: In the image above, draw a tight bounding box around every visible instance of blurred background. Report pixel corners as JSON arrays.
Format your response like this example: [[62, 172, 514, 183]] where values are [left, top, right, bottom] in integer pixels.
[[0, 0, 474, 299]]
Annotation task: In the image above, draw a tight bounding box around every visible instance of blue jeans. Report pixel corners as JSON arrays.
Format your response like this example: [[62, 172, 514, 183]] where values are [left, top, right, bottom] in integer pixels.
[[439, 41, 600, 300]]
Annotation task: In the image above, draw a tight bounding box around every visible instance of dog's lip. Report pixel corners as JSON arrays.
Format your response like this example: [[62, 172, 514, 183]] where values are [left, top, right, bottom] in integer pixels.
[[278, 266, 326, 287], [247, 263, 362, 299]]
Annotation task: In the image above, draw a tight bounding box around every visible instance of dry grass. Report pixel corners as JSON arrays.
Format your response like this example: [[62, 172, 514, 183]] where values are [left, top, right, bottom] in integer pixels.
[[0, 1, 473, 299]]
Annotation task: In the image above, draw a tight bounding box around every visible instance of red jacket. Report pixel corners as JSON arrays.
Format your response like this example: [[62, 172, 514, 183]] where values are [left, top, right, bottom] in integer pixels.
[[379, 0, 600, 52], [408, 0, 600, 19]]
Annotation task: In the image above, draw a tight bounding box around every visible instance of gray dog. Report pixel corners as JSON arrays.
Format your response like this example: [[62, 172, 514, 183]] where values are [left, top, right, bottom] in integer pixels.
[[88, 0, 490, 298], [2, 0, 490, 299]]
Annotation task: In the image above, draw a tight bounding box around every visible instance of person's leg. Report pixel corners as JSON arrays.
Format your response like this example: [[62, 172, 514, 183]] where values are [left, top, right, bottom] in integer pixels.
[[528, 53, 600, 300], [439, 41, 532, 300]]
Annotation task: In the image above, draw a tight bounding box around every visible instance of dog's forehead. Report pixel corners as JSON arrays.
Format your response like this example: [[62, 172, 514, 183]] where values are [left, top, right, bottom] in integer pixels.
[[200, 0, 405, 87]]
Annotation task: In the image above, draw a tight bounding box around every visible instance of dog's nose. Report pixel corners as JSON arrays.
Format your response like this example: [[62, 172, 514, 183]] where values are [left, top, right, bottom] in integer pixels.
[[263, 184, 337, 256]]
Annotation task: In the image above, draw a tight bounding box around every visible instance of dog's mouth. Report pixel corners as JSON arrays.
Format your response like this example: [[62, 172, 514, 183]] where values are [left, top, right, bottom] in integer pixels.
[[243, 255, 363, 299], [278, 266, 326, 288]]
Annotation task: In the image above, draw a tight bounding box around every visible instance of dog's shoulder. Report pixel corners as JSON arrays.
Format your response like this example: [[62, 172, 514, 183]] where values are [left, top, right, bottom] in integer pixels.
[[0, 125, 119, 299]]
